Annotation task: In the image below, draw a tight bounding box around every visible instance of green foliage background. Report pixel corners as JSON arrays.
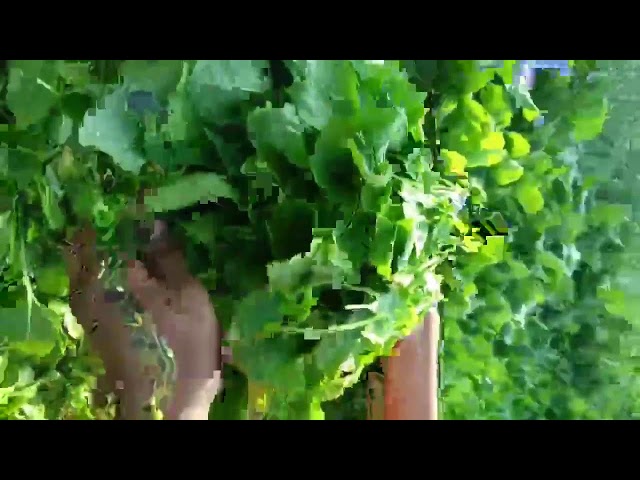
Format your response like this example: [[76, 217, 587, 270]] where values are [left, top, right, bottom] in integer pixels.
[[0, 60, 637, 419]]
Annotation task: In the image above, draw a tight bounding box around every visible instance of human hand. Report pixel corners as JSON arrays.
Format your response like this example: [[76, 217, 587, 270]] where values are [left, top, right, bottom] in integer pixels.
[[64, 221, 221, 419], [128, 221, 222, 418]]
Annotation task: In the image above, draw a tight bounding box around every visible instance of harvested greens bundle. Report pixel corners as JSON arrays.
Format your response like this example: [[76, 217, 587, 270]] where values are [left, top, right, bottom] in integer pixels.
[[0, 60, 466, 419]]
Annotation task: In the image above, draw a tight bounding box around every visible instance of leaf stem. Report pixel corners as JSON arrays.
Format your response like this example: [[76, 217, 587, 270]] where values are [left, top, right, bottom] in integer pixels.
[[16, 202, 34, 340]]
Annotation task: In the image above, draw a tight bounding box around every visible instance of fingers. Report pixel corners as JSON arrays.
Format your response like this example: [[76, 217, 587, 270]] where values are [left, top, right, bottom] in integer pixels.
[[126, 260, 166, 312], [151, 219, 168, 241], [143, 220, 192, 291]]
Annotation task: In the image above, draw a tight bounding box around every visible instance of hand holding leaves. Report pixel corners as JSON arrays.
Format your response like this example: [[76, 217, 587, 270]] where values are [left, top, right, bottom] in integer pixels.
[[63, 221, 222, 418]]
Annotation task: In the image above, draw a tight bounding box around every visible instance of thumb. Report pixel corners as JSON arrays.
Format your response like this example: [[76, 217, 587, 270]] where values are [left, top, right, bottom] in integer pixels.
[[143, 221, 192, 291], [127, 260, 166, 312]]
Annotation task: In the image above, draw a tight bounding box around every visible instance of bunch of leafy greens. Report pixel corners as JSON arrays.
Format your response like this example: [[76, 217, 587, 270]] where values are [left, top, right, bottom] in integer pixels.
[[0, 60, 637, 420], [0, 60, 467, 419]]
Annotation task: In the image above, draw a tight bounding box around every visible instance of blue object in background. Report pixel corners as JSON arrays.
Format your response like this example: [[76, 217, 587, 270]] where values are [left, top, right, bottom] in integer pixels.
[[513, 61, 572, 128], [126, 90, 169, 125], [515, 60, 572, 89], [529, 60, 572, 77], [127, 90, 163, 116]]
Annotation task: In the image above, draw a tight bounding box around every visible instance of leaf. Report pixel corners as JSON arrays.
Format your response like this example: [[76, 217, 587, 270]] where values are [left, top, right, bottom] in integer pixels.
[[37, 177, 64, 231], [357, 104, 409, 154], [288, 60, 360, 130], [480, 83, 513, 128], [266, 199, 315, 260], [119, 60, 184, 101], [233, 336, 305, 394], [144, 172, 237, 212], [182, 213, 219, 245], [505, 83, 540, 121], [0, 211, 10, 261], [48, 301, 83, 340], [480, 131, 506, 151], [188, 60, 269, 124], [467, 150, 506, 168], [572, 98, 608, 142], [516, 182, 545, 214], [363, 288, 415, 345], [0, 147, 41, 189], [35, 264, 69, 297], [480, 236, 505, 262], [234, 290, 284, 339], [164, 90, 196, 143], [493, 160, 524, 186], [309, 119, 362, 204], [247, 104, 308, 168], [0, 300, 59, 357], [7, 60, 61, 127], [369, 214, 396, 279], [441, 149, 467, 176], [78, 88, 146, 173], [268, 255, 315, 293], [505, 132, 531, 158]]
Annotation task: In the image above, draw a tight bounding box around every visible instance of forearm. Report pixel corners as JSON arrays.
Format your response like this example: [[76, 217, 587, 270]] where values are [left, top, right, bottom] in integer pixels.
[[71, 284, 154, 420], [115, 374, 220, 420], [164, 376, 221, 420], [164, 322, 222, 420], [115, 358, 221, 420], [102, 333, 221, 420], [382, 309, 440, 420]]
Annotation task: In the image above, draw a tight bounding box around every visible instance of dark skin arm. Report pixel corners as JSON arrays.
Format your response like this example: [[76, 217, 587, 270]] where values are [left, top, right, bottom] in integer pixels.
[[64, 222, 221, 420], [368, 309, 440, 420], [383, 308, 440, 420]]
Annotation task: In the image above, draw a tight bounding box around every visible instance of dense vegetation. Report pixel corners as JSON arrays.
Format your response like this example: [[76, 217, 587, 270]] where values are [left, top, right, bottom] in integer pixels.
[[0, 60, 637, 419]]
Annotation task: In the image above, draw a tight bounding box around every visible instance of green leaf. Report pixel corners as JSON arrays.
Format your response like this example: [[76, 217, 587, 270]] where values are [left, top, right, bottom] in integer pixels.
[[288, 60, 360, 130], [78, 88, 146, 173], [572, 98, 607, 141], [234, 290, 284, 339], [0, 147, 42, 189], [309, 119, 362, 204], [480, 83, 513, 127], [505, 132, 531, 158], [0, 211, 11, 261], [493, 159, 524, 186], [188, 60, 269, 124], [144, 172, 237, 212], [369, 214, 396, 279], [515, 182, 545, 214], [266, 199, 315, 260], [7, 60, 61, 127], [441, 149, 467, 176], [506, 83, 540, 121], [0, 300, 59, 357], [37, 177, 64, 231], [268, 255, 315, 294], [119, 60, 184, 101], [35, 264, 69, 297], [247, 104, 309, 168]]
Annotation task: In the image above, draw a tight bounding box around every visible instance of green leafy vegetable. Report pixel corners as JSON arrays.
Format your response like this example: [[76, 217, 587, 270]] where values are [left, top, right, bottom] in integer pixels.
[[0, 59, 637, 421]]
